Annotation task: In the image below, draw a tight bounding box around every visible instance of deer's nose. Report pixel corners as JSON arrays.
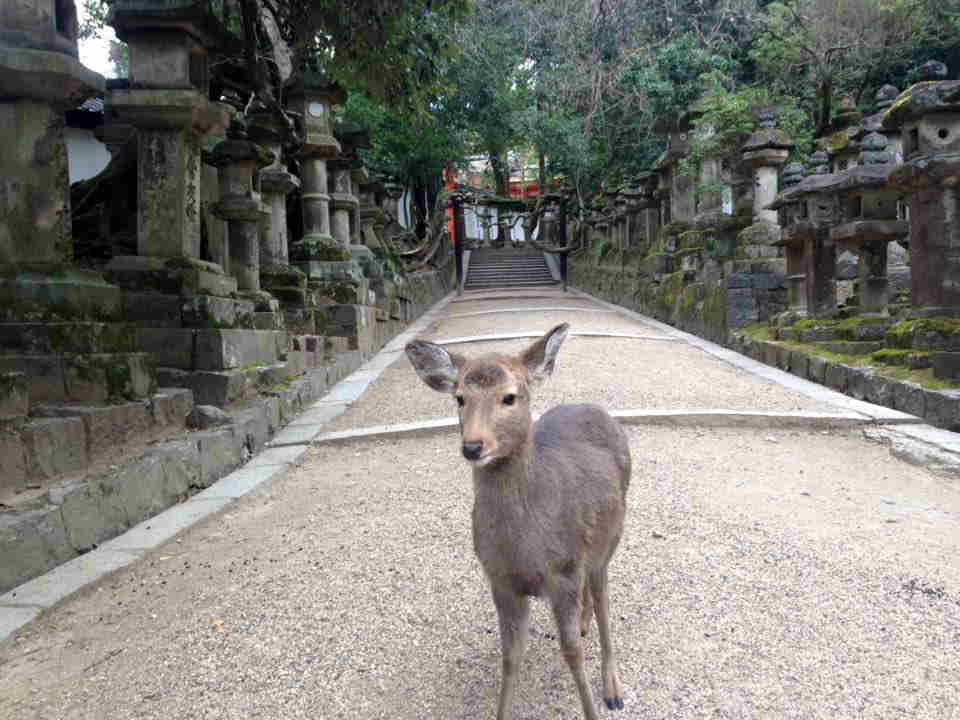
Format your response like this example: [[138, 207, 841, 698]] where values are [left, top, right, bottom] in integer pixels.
[[462, 441, 484, 460]]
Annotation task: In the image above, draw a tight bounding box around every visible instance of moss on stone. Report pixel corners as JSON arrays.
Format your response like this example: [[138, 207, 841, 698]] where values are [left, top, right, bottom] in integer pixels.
[[886, 317, 960, 349], [869, 348, 916, 365]]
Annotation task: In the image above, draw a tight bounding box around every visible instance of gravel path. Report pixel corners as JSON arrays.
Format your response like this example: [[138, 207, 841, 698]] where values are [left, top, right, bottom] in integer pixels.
[[423, 310, 667, 340], [1, 428, 957, 719], [1, 287, 958, 720], [324, 336, 834, 432]]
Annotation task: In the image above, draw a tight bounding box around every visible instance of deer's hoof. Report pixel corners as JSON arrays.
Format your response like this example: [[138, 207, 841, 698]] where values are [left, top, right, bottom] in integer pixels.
[[604, 697, 624, 711]]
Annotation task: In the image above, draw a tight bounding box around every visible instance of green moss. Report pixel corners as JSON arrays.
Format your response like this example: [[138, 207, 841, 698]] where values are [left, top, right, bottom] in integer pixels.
[[870, 349, 919, 365], [659, 221, 691, 238], [792, 317, 838, 332], [314, 280, 358, 304], [677, 230, 706, 250], [659, 271, 685, 314], [886, 317, 960, 349], [763, 334, 960, 391], [739, 323, 774, 341]]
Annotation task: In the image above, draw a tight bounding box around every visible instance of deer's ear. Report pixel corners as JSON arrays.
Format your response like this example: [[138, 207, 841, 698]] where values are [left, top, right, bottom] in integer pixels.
[[520, 323, 569, 384], [405, 340, 464, 394]]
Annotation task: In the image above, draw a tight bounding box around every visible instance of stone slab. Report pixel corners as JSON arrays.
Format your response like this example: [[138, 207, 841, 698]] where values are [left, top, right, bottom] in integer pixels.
[[151, 388, 194, 426], [137, 328, 196, 369], [194, 329, 282, 371], [266, 423, 328, 447], [193, 464, 289, 500], [290, 404, 349, 427], [0, 505, 76, 594], [122, 292, 183, 328], [22, 417, 88, 482], [610, 408, 871, 428], [243, 445, 308, 468], [99, 498, 231, 552], [0, 606, 42, 644], [0, 371, 28, 421], [195, 428, 244, 488], [0, 548, 140, 611]]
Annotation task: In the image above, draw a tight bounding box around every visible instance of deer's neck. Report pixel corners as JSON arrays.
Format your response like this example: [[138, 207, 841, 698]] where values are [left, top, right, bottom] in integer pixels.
[[472, 439, 536, 499]]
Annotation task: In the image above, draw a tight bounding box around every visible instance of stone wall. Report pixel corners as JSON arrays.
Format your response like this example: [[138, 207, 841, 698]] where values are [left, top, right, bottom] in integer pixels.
[[0, 266, 452, 593]]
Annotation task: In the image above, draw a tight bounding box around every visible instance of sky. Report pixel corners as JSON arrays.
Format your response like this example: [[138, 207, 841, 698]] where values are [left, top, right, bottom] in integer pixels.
[[77, 2, 117, 78]]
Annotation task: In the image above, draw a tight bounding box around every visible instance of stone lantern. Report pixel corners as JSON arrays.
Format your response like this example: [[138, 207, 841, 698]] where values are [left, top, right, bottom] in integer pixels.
[[884, 60, 960, 317], [0, 0, 112, 317], [105, 0, 231, 288], [771, 163, 808, 319], [247, 109, 300, 267], [827, 133, 908, 316], [208, 118, 274, 298], [742, 107, 794, 230], [824, 96, 864, 173], [768, 158, 840, 317], [287, 73, 344, 259], [613, 190, 629, 249], [633, 173, 661, 255]]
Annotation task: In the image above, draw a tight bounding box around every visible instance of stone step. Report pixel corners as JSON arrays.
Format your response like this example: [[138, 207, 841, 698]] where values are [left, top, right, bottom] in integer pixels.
[[813, 340, 885, 356], [465, 280, 558, 289], [0, 371, 28, 422], [135, 328, 287, 372], [0, 389, 193, 502], [0, 322, 138, 354], [0, 352, 156, 405]]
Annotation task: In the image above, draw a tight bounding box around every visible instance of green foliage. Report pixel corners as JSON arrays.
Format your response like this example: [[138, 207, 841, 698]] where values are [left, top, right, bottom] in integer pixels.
[[343, 92, 466, 189], [680, 71, 814, 182]]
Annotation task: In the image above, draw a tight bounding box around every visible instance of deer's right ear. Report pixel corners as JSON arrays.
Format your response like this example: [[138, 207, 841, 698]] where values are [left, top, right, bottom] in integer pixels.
[[405, 340, 463, 394]]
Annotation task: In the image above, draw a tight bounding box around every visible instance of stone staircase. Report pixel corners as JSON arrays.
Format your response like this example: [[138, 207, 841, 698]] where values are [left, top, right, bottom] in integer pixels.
[[464, 249, 557, 290]]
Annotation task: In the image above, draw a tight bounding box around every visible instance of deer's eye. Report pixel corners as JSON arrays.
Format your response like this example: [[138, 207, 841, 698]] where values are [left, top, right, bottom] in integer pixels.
[[503, 394, 516, 406], [456, 395, 465, 408]]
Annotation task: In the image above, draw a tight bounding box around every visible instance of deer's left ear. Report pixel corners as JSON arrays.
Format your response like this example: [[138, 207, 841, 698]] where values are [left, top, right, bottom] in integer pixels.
[[520, 323, 569, 384]]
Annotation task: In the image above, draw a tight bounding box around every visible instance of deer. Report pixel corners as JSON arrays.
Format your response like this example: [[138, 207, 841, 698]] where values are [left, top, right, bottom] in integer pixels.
[[405, 323, 630, 720]]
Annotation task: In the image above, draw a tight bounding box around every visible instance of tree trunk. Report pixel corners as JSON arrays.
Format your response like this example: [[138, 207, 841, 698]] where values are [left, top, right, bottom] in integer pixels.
[[489, 149, 509, 198]]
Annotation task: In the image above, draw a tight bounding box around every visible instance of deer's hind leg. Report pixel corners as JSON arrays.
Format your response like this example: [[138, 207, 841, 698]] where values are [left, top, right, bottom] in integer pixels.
[[589, 565, 624, 710], [579, 578, 594, 637]]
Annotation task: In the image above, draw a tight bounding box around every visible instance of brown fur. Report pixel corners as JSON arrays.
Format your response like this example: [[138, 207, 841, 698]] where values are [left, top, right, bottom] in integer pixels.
[[406, 324, 630, 720]]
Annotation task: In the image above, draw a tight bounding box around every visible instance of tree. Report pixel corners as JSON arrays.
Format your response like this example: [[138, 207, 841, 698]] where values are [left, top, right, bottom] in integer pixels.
[[751, 0, 942, 134]]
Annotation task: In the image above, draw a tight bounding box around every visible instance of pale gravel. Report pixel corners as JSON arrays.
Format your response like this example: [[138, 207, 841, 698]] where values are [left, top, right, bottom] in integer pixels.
[[448, 296, 606, 314], [2, 428, 958, 720], [324, 336, 836, 432], [422, 310, 667, 341]]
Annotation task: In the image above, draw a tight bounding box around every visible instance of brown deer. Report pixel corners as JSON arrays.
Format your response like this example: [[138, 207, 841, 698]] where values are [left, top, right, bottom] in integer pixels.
[[405, 323, 630, 720]]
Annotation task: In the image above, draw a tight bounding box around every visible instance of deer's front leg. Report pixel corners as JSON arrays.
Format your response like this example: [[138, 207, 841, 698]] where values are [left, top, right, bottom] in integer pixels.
[[492, 586, 530, 720], [552, 587, 600, 720]]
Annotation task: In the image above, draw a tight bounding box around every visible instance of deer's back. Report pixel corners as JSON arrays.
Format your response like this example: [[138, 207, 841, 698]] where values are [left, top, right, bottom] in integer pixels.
[[534, 403, 630, 499]]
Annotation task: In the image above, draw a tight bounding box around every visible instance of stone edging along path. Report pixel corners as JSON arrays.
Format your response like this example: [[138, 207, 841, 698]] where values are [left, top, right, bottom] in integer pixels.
[[4, 288, 960, 644]]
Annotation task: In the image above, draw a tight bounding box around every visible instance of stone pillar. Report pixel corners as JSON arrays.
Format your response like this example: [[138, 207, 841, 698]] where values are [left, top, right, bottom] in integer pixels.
[[300, 156, 332, 244], [773, 163, 808, 320], [0, 0, 125, 319], [885, 60, 960, 317], [208, 119, 273, 294], [329, 162, 356, 247], [247, 109, 300, 266], [350, 166, 370, 244]]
